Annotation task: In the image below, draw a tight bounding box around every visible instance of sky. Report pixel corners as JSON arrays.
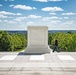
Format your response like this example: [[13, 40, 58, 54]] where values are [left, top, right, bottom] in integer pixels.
[[0, 0, 76, 30]]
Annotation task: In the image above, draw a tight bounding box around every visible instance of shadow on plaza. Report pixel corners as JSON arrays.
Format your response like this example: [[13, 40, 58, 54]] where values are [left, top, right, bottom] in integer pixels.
[[18, 52, 45, 55]]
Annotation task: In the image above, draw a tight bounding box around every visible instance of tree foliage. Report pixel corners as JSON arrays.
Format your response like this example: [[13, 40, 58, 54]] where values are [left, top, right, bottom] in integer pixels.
[[48, 32, 76, 52], [0, 31, 27, 51]]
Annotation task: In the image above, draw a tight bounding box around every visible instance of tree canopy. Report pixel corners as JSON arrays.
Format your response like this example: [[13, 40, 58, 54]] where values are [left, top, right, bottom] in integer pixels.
[[0, 31, 27, 51], [48, 32, 76, 52]]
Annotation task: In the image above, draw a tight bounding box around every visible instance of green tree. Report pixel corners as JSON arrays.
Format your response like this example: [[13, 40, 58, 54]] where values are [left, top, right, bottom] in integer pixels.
[[12, 34, 22, 50], [0, 31, 14, 51], [17, 34, 27, 47], [50, 32, 76, 52]]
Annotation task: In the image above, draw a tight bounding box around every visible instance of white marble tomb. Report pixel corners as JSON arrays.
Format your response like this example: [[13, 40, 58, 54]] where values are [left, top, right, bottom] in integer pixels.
[[24, 26, 50, 53]]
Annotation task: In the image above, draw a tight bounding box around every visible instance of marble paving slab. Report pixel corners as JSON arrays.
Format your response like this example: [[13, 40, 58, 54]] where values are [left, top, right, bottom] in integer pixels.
[[58, 55, 75, 60], [0, 55, 17, 60], [30, 55, 45, 60]]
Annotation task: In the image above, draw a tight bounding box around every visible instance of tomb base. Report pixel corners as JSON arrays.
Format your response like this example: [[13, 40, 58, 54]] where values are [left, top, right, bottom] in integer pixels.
[[24, 46, 50, 54]]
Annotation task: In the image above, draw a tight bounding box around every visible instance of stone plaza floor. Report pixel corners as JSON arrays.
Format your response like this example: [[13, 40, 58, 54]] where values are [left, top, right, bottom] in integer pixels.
[[0, 51, 76, 75]]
